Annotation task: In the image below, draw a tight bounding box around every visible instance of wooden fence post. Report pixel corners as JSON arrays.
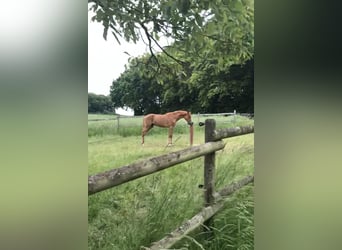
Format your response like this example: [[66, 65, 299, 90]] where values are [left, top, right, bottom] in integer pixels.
[[204, 119, 216, 236], [204, 119, 216, 205]]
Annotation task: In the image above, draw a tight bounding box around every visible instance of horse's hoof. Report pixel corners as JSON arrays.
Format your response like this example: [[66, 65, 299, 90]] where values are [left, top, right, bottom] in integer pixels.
[[166, 144, 173, 147]]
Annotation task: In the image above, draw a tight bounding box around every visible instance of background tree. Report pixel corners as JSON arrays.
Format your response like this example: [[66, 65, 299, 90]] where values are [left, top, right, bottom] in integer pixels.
[[110, 56, 163, 115], [88, 93, 114, 113], [110, 55, 253, 113], [188, 57, 254, 113]]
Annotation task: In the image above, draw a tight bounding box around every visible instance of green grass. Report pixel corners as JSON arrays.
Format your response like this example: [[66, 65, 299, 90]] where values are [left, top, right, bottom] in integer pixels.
[[88, 114, 254, 250], [88, 114, 254, 138]]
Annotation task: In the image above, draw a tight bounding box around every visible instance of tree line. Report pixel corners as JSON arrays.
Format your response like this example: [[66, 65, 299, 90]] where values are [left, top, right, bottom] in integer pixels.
[[109, 57, 253, 115], [88, 93, 114, 113]]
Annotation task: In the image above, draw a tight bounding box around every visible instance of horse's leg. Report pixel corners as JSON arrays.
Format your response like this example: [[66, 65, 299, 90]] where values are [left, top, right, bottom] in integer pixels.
[[142, 130, 145, 145], [167, 126, 174, 146], [142, 124, 153, 145], [141, 121, 146, 145], [142, 127, 148, 145]]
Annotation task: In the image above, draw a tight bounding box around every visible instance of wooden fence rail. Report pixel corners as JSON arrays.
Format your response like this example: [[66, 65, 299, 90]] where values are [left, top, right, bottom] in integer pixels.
[[146, 175, 254, 250], [212, 125, 255, 141], [88, 119, 254, 249], [88, 118, 118, 121], [88, 141, 225, 195]]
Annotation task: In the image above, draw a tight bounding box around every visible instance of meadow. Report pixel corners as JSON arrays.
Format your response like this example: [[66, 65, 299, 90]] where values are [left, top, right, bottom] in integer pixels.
[[88, 114, 254, 250]]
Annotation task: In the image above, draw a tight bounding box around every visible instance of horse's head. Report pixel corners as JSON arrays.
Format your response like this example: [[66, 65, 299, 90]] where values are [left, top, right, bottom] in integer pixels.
[[184, 111, 193, 126]]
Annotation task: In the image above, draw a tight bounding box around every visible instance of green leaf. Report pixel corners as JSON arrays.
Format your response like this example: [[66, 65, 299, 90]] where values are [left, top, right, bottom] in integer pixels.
[[195, 13, 203, 26], [178, 0, 190, 15], [103, 22, 108, 40]]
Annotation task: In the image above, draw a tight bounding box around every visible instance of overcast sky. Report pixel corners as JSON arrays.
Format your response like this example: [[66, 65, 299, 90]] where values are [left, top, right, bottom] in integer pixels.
[[88, 12, 172, 115], [88, 13, 149, 96]]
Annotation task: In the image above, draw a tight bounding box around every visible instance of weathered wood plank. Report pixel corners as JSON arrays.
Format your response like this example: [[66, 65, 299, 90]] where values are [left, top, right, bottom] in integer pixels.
[[88, 118, 117, 121], [216, 175, 254, 200], [212, 125, 254, 141], [88, 141, 226, 195], [204, 119, 216, 206], [203, 119, 216, 235], [144, 175, 254, 250], [144, 203, 224, 250]]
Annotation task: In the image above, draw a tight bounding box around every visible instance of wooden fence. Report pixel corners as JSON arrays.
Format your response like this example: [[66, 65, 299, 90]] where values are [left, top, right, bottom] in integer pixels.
[[88, 119, 254, 249], [88, 112, 254, 131]]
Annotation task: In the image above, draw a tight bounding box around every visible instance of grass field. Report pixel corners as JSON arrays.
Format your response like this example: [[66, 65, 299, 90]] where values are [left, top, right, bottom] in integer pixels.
[[88, 114, 254, 250]]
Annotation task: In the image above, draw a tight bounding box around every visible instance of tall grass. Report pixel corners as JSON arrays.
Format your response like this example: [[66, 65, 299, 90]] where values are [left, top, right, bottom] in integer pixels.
[[88, 114, 254, 249]]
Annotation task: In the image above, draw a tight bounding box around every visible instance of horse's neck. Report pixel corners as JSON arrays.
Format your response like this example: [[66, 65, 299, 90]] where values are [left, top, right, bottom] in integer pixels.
[[173, 112, 186, 121]]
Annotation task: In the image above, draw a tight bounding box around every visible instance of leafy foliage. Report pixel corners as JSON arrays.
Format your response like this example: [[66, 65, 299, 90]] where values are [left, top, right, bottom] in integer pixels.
[[88, 0, 254, 71], [88, 0, 209, 43], [110, 56, 163, 115], [88, 93, 114, 113], [110, 55, 253, 114]]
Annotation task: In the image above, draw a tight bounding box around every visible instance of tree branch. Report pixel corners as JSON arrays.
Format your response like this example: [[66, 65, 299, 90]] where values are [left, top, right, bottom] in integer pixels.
[[148, 35, 186, 67], [139, 22, 160, 79]]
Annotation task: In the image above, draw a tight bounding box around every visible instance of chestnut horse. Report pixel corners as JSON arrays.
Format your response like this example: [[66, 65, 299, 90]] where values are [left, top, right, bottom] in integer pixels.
[[142, 110, 193, 145]]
